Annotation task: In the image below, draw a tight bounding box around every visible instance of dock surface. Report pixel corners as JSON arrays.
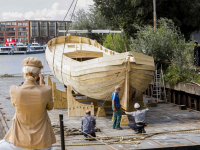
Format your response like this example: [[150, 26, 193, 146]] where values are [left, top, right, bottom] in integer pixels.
[[0, 76, 200, 149]]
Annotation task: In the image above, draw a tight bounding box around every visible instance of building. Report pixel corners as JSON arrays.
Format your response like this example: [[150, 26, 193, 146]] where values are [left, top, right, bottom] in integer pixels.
[[0, 20, 72, 46]]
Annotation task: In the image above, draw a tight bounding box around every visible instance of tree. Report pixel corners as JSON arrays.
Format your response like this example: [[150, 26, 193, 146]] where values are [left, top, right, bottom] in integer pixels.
[[103, 33, 130, 53], [93, 0, 200, 39], [130, 18, 186, 68], [70, 6, 108, 44], [130, 18, 198, 84]]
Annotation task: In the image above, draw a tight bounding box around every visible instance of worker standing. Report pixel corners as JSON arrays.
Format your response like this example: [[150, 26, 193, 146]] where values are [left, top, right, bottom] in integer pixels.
[[112, 85, 123, 130]]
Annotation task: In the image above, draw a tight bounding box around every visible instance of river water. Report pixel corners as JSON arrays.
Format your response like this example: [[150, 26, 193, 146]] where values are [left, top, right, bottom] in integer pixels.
[[0, 53, 52, 76]]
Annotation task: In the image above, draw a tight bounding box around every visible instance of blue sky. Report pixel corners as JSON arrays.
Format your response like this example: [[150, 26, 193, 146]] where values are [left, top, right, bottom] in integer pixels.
[[0, 0, 94, 21]]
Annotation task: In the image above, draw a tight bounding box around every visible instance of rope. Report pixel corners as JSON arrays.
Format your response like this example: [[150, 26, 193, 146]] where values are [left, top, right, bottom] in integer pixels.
[[52, 128, 200, 147], [60, 0, 78, 83], [63, 0, 75, 21], [111, 33, 116, 51]]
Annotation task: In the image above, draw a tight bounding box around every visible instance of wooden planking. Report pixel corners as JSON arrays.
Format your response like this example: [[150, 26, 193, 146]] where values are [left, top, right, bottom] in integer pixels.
[[52, 82, 68, 109], [64, 50, 103, 58], [46, 35, 155, 103], [67, 85, 94, 117]]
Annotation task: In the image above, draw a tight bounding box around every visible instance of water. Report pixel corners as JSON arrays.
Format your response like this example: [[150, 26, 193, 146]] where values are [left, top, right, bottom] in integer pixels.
[[0, 53, 52, 76]]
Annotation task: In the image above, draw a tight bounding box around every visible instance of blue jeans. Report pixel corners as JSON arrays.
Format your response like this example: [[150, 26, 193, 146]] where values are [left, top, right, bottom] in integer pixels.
[[0, 140, 52, 150]]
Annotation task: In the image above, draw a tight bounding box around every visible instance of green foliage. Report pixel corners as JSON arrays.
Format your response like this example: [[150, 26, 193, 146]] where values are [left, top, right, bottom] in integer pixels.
[[93, 0, 200, 39], [103, 33, 130, 53], [130, 18, 185, 69], [130, 18, 200, 84], [70, 6, 108, 44]]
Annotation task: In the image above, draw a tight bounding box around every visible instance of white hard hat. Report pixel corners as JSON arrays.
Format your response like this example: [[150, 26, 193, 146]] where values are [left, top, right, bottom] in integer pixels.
[[134, 103, 140, 109]]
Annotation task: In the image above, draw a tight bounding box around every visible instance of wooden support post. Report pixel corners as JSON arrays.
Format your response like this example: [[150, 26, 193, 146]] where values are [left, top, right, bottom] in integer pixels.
[[168, 89, 171, 103], [199, 99, 200, 111], [120, 61, 131, 111], [91, 102, 98, 111], [150, 85, 153, 97], [172, 90, 176, 104], [96, 107, 106, 117], [148, 85, 150, 96], [182, 92, 187, 106], [47, 75, 52, 87], [67, 85, 94, 117], [177, 91, 181, 105], [188, 95, 191, 108], [52, 82, 68, 109], [194, 96, 198, 110], [112, 113, 114, 121], [80, 44, 82, 51], [120, 115, 129, 126]]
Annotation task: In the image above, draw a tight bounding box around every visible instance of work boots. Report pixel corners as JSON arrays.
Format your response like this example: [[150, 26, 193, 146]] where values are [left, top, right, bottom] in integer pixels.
[[135, 128, 146, 134]]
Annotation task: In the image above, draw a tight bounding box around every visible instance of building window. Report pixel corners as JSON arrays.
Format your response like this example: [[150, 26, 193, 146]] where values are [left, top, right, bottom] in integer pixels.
[[0, 23, 5, 27], [18, 27, 28, 31], [18, 22, 28, 26], [49, 22, 56, 36], [6, 33, 15, 36], [12, 22, 16, 26], [6, 28, 15, 31], [40, 22, 47, 37], [5, 22, 11, 26], [18, 32, 28, 36], [0, 33, 4, 36], [31, 22, 38, 37], [18, 37, 28, 41], [58, 22, 65, 36], [0, 38, 4, 42]]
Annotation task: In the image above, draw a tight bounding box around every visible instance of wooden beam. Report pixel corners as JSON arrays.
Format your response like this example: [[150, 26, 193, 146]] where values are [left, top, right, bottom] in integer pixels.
[[172, 91, 176, 104], [52, 82, 68, 109], [120, 61, 130, 110], [194, 96, 198, 110], [182, 92, 187, 106], [177, 91, 181, 105], [47, 75, 52, 87], [188, 95, 191, 108], [64, 50, 103, 59], [96, 107, 106, 117], [67, 85, 94, 117], [120, 115, 129, 126]]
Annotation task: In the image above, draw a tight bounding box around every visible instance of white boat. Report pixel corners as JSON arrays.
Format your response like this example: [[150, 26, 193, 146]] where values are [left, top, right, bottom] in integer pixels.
[[46, 35, 155, 110], [30, 42, 45, 51], [0, 46, 14, 55], [14, 43, 29, 54]]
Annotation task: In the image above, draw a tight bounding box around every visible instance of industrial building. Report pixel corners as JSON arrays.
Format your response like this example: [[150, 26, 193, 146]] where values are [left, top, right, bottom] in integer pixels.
[[0, 20, 71, 46]]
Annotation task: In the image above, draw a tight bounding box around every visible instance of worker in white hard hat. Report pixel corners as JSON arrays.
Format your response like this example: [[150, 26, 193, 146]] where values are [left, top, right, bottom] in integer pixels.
[[125, 103, 149, 133]]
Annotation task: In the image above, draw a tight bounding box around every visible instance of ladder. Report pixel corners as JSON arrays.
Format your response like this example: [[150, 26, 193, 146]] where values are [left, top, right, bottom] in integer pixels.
[[151, 65, 167, 103]]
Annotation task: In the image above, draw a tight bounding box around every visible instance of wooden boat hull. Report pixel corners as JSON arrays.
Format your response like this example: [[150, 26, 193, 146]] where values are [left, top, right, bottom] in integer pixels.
[[46, 36, 155, 110]]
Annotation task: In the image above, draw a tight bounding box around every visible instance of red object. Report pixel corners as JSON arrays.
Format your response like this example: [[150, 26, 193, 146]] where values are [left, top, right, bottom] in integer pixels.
[[5, 38, 22, 46]]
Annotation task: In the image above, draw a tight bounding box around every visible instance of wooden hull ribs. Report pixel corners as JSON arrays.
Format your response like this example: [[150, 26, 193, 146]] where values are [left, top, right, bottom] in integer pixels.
[[46, 35, 155, 111]]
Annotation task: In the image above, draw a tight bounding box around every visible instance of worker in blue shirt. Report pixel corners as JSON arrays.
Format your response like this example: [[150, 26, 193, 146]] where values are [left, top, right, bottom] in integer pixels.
[[112, 85, 123, 130]]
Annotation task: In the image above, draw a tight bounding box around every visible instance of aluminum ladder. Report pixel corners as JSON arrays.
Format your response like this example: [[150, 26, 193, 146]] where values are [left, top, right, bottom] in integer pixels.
[[151, 65, 167, 103]]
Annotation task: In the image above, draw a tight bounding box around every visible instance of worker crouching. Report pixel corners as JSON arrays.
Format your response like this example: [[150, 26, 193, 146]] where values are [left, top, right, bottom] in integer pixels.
[[125, 103, 149, 134], [81, 110, 96, 141], [0, 57, 56, 149]]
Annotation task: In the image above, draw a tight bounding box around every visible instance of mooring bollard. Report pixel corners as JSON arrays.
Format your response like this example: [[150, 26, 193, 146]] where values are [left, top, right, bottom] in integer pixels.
[[59, 114, 65, 150]]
